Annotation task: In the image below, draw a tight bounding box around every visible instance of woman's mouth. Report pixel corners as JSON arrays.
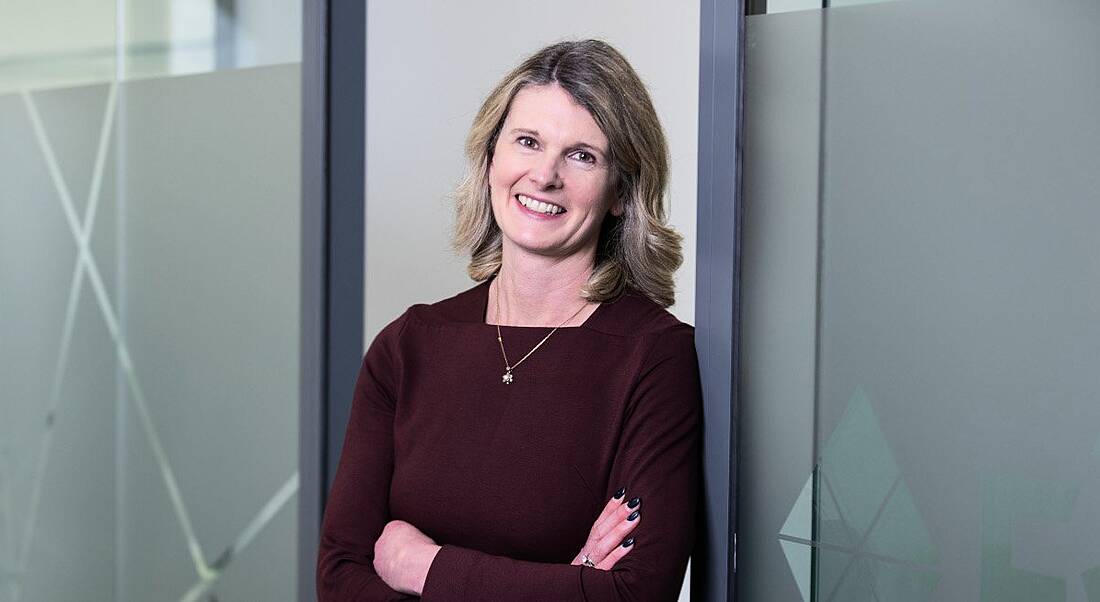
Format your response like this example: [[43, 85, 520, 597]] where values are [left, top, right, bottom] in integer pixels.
[[515, 194, 566, 217]]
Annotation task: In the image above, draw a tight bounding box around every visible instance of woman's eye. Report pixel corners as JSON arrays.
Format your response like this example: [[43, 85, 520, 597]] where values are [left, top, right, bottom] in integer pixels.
[[517, 136, 538, 149], [572, 151, 596, 164]]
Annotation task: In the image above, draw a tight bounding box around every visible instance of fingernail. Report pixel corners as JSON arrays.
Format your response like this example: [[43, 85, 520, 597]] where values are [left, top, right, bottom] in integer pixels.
[[613, 487, 626, 500], [627, 510, 640, 522], [627, 497, 641, 509], [621, 537, 635, 548]]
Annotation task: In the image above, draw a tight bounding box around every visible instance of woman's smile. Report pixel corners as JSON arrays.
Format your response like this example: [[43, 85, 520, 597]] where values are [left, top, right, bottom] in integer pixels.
[[514, 193, 567, 218]]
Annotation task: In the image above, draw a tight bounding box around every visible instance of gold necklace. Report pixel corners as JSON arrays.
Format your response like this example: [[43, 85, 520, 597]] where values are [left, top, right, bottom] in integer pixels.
[[493, 280, 589, 385]]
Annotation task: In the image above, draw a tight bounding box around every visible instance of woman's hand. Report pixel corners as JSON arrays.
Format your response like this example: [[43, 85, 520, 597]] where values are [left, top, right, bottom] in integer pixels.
[[373, 519, 443, 596], [571, 488, 642, 570]]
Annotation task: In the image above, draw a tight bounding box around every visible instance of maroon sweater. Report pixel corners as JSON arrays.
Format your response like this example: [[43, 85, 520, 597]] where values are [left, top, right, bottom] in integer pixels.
[[317, 281, 703, 601]]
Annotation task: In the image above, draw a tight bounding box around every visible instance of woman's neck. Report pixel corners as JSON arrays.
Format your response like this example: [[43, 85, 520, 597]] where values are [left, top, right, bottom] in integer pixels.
[[489, 245, 599, 327]]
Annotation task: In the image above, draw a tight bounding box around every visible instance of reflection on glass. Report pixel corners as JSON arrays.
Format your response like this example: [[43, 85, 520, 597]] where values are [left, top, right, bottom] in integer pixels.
[[0, 0, 300, 94], [761, 0, 902, 15], [122, 0, 301, 80], [0, 0, 116, 94], [766, 0, 823, 14]]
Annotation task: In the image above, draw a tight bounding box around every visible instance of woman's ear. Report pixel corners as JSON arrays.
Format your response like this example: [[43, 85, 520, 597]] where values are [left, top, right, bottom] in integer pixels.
[[610, 197, 625, 217], [609, 185, 626, 217], [608, 177, 626, 217]]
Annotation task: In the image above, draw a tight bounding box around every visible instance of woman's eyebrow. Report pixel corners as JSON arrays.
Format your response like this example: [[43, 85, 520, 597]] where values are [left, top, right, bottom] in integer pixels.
[[569, 142, 606, 155], [510, 127, 607, 155]]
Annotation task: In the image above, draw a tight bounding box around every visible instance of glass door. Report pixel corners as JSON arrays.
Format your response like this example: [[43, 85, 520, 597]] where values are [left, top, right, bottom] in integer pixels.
[[740, 0, 1100, 600], [1, 1, 302, 599]]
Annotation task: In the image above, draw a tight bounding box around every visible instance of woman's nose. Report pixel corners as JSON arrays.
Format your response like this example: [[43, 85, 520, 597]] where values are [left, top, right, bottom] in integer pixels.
[[528, 155, 563, 189]]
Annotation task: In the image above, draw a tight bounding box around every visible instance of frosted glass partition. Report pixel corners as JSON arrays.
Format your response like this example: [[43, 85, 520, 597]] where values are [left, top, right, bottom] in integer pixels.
[[115, 65, 301, 601], [0, 2, 301, 599], [742, 0, 1100, 600]]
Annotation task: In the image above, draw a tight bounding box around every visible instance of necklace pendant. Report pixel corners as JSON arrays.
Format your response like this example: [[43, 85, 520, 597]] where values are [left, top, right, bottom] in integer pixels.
[[502, 370, 514, 385]]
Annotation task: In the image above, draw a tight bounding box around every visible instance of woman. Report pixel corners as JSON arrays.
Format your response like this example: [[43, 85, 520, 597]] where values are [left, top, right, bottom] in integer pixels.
[[317, 39, 702, 601]]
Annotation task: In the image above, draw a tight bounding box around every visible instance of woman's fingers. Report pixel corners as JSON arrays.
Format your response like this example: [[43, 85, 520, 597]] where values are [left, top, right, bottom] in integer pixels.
[[591, 495, 640, 543], [591, 488, 627, 533], [591, 508, 640, 563], [572, 489, 628, 565], [590, 490, 631, 539], [596, 536, 636, 570], [580, 502, 642, 570]]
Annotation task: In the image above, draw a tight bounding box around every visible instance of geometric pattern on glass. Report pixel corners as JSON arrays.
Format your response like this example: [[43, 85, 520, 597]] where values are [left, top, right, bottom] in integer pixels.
[[779, 389, 940, 601], [3, 86, 298, 602]]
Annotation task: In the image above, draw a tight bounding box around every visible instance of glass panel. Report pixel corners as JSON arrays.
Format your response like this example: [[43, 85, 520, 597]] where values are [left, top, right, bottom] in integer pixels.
[[0, 0, 299, 95], [0, 0, 117, 94], [827, 0, 898, 7], [763, 1, 901, 15], [740, 7, 824, 600], [0, 2, 300, 600], [122, 0, 301, 80], [115, 64, 301, 601], [767, 0, 824, 15], [743, 0, 1100, 600]]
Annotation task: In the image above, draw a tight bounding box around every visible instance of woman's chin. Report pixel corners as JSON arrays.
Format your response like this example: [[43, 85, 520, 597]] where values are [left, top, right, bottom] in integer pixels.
[[510, 242, 566, 258], [503, 236, 596, 262]]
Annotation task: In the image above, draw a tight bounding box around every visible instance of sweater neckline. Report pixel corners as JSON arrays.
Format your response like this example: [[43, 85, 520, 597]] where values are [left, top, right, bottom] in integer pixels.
[[472, 279, 608, 330]]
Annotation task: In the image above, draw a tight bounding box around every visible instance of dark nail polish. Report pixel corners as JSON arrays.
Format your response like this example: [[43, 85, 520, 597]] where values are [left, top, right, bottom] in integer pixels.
[[627, 510, 640, 522], [621, 537, 635, 548], [613, 487, 626, 500], [627, 497, 641, 509]]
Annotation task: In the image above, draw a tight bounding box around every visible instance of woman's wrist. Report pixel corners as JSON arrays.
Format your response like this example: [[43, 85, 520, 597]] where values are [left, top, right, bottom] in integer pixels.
[[409, 542, 443, 595], [374, 520, 442, 595]]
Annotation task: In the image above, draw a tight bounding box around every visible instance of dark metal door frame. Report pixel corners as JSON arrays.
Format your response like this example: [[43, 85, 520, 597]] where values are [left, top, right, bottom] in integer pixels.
[[695, 0, 746, 600], [299, 0, 365, 599], [298, 1, 744, 599]]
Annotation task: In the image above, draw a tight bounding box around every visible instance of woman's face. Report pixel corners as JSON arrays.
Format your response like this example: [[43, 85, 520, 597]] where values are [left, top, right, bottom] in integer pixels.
[[488, 83, 622, 262]]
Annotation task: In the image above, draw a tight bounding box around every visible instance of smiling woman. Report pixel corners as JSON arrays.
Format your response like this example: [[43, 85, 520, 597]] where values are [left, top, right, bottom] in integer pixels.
[[316, 40, 702, 601], [456, 40, 683, 309]]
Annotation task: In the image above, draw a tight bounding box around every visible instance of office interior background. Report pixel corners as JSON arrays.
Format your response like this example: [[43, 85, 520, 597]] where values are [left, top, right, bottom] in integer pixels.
[[2, 0, 1098, 600]]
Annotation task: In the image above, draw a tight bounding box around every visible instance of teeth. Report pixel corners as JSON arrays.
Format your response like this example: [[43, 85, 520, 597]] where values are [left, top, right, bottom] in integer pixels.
[[518, 194, 564, 215]]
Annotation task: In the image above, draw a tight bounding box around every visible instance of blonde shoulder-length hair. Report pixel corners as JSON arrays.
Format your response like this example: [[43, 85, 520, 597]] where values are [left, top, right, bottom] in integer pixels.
[[452, 39, 683, 308]]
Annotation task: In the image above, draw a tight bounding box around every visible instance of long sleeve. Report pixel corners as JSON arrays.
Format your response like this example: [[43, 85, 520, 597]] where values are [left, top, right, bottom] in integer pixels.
[[419, 325, 703, 601], [316, 314, 414, 601]]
